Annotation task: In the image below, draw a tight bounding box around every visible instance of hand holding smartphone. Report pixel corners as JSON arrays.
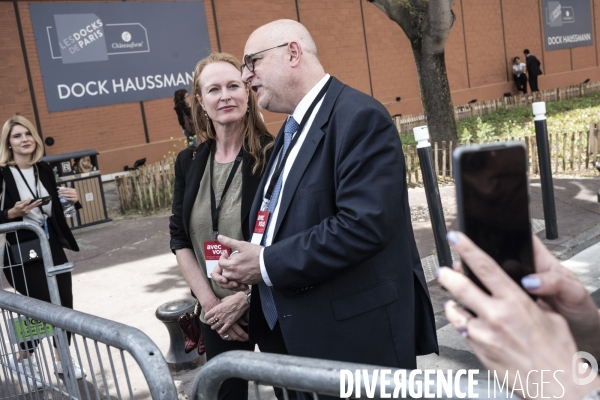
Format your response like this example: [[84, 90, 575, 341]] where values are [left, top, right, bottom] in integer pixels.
[[453, 142, 535, 296]]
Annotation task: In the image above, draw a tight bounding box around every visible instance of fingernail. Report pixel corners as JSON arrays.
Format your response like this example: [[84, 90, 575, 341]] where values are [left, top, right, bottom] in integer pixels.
[[447, 231, 459, 246], [521, 275, 541, 290], [443, 300, 450, 310], [218, 235, 223, 241], [460, 328, 468, 338], [435, 267, 443, 278]]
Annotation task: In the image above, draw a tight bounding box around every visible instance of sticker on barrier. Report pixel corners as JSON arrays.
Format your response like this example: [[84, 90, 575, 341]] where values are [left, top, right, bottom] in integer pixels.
[[7, 316, 54, 344]]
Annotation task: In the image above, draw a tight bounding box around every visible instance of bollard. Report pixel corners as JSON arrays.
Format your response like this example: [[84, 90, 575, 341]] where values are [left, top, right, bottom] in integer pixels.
[[413, 126, 453, 268], [155, 299, 205, 373], [532, 102, 559, 239]]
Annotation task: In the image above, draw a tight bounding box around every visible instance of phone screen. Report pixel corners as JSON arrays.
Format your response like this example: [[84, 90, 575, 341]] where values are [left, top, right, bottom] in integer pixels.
[[457, 144, 535, 293]]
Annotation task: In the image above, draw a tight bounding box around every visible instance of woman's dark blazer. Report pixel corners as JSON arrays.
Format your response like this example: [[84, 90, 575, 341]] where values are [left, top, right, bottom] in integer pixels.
[[0, 162, 80, 251], [169, 136, 273, 254]]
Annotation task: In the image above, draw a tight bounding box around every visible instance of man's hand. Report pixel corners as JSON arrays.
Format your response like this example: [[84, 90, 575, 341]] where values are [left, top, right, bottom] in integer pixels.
[[213, 235, 263, 289]]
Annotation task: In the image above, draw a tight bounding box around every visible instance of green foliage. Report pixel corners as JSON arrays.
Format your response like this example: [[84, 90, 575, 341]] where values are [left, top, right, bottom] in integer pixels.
[[456, 91, 600, 141]]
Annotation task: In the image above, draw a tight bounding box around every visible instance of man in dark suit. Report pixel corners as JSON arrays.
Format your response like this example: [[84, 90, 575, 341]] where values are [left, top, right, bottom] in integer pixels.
[[524, 49, 542, 92], [213, 19, 438, 376]]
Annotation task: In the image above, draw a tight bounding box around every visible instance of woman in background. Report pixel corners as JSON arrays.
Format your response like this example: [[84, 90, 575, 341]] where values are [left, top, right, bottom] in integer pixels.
[[0, 115, 84, 388], [173, 89, 196, 146]]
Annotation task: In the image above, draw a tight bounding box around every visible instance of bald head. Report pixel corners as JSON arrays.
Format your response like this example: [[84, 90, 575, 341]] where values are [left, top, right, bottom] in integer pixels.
[[242, 20, 326, 114], [251, 19, 318, 58]]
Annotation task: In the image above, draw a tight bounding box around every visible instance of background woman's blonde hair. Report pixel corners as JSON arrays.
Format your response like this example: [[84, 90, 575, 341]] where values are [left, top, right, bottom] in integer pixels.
[[190, 52, 273, 174], [0, 116, 44, 167]]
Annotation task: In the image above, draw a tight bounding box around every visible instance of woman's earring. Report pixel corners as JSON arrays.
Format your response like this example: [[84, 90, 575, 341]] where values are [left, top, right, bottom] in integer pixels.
[[247, 106, 250, 114], [8, 147, 11, 149], [204, 111, 210, 121]]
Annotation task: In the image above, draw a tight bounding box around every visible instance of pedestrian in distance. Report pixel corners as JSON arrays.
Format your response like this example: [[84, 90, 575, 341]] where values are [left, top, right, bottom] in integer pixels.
[[0, 115, 84, 388], [524, 49, 543, 92], [169, 53, 292, 400], [173, 89, 196, 147], [512, 56, 528, 94], [211, 20, 438, 399]]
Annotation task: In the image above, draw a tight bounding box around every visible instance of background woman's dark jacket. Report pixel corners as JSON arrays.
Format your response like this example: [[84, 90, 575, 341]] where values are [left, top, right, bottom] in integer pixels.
[[174, 104, 195, 137], [0, 161, 80, 249]]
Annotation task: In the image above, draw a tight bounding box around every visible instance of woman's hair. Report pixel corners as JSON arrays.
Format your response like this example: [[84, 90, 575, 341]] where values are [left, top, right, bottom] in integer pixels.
[[513, 56, 520, 63], [0, 116, 44, 167], [190, 52, 273, 174], [173, 89, 188, 109]]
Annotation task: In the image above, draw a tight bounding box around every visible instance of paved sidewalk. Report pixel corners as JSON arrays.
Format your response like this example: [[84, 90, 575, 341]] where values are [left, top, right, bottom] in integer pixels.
[[55, 176, 600, 398]]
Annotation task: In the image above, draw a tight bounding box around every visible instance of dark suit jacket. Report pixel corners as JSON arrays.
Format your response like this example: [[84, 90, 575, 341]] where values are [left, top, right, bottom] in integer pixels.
[[248, 77, 439, 368], [169, 138, 273, 253], [526, 55, 542, 76], [0, 162, 79, 251]]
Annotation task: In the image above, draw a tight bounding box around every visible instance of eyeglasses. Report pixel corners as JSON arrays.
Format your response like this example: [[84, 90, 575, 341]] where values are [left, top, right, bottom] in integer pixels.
[[242, 43, 289, 72]]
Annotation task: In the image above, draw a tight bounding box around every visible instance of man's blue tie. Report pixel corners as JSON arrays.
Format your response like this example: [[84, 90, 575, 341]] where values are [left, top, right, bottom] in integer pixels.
[[258, 116, 299, 330]]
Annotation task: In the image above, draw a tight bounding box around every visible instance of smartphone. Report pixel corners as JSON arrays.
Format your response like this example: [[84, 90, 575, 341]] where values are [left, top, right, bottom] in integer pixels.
[[40, 196, 52, 206], [453, 142, 535, 295]]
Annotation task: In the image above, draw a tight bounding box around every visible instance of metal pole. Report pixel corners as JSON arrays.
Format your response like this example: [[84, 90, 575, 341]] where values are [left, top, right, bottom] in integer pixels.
[[532, 102, 559, 239], [596, 163, 600, 203], [413, 126, 453, 267]]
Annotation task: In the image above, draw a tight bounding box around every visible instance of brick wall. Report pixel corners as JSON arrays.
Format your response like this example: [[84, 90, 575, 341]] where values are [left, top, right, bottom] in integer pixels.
[[0, 2, 35, 122], [2, 0, 600, 174]]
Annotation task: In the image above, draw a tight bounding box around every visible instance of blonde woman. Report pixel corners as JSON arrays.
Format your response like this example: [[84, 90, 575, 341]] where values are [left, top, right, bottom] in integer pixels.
[[0, 116, 83, 387]]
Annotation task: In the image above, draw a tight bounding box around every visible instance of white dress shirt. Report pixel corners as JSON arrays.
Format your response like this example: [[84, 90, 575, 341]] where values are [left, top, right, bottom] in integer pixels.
[[259, 73, 330, 286]]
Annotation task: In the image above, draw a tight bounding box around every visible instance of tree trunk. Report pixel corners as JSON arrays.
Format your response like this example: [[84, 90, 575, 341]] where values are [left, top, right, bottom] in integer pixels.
[[412, 46, 457, 144]]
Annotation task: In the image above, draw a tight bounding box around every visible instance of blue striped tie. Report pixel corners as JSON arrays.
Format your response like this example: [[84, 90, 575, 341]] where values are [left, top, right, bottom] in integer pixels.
[[258, 116, 299, 330]]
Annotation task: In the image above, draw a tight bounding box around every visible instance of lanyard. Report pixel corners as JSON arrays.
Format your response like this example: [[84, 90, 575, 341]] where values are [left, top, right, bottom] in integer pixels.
[[15, 165, 49, 238], [263, 76, 332, 204], [209, 145, 243, 241], [14, 165, 40, 200]]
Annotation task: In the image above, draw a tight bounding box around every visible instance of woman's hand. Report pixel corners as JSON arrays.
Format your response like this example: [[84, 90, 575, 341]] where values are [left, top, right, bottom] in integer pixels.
[[524, 236, 600, 361], [7, 198, 42, 219], [219, 320, 249, 342], [57, 187, 78, 203], [204, 292, 249, 335], [438, 231, 600, 399]]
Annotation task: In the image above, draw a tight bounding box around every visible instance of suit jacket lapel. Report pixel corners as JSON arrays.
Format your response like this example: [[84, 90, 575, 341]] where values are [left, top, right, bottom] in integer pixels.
[[272, 77, 345, 240], [182, 145, 209, 237]]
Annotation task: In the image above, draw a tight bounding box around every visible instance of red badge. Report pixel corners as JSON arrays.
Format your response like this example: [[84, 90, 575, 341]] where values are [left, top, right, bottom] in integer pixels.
[[251, 210, 270, 245], [203, 241, 230, 277]]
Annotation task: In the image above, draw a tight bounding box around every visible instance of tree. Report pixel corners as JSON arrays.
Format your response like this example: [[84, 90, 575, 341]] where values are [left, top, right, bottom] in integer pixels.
[[367, 0, 458, 144]]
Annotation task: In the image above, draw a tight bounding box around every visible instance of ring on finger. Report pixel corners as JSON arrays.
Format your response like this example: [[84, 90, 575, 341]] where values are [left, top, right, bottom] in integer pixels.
[[223, 334, 230, 340]]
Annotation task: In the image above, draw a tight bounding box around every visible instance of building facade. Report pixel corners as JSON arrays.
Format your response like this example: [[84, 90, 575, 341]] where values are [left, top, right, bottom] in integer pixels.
[[1, 0, 600, 174]]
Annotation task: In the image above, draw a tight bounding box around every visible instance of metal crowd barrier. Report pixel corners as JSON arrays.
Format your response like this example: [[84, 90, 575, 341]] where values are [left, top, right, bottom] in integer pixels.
[[0, 289, 177, 399], [192, 351, 515, 400], [0, 221, 177, 399]]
